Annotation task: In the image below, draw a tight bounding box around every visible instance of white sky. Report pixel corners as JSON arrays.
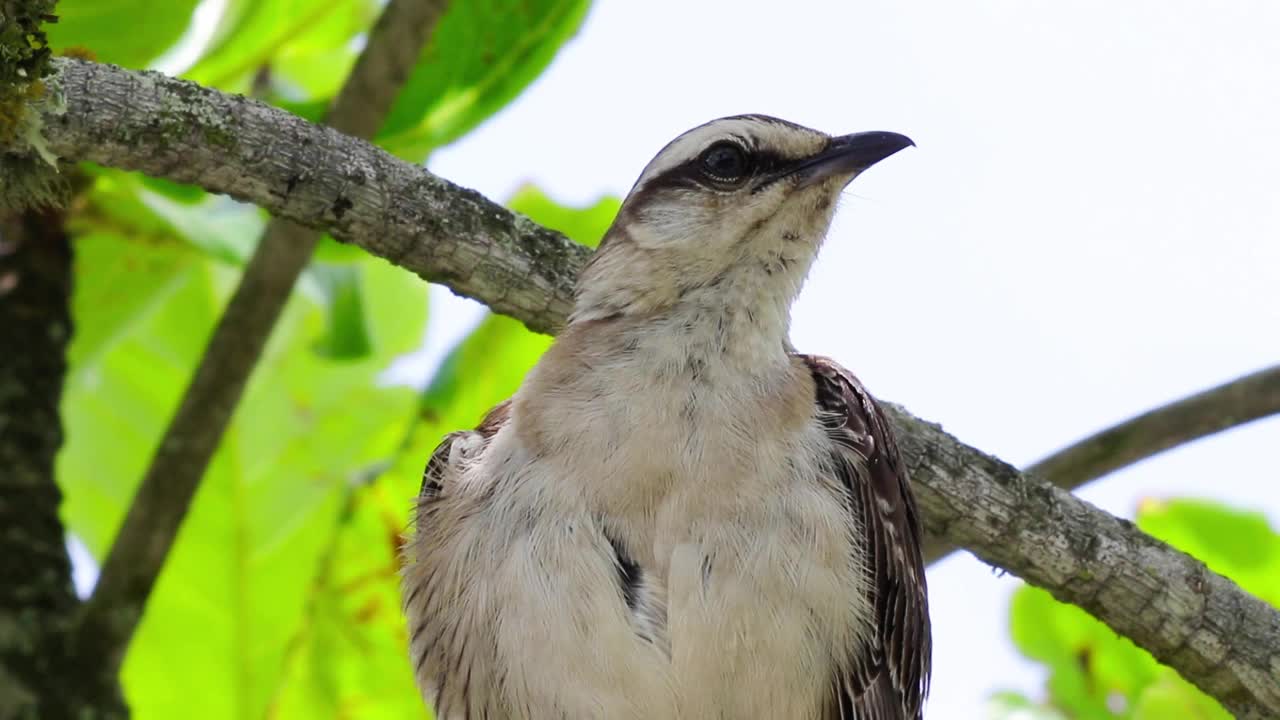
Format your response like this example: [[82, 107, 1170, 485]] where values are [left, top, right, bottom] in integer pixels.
[[423, 0, 1280, 716]]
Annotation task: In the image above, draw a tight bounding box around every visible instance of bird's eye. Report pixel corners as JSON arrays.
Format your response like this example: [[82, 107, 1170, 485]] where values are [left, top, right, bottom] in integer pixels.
[[699, 142, 751, 183]]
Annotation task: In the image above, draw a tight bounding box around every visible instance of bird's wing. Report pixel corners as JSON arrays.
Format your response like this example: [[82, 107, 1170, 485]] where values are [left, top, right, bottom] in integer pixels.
[[404, 399, 512, 718], [418, 399, 511, 500], [799, 354, 932, 720]]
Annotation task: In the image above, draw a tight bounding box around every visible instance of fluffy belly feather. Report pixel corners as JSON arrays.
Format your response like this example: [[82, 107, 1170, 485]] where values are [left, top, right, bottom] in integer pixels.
[[405, 425, 868, 720]]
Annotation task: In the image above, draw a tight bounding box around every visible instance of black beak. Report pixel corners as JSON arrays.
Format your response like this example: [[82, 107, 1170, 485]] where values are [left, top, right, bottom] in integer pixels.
[[790, 131, 914, 188]]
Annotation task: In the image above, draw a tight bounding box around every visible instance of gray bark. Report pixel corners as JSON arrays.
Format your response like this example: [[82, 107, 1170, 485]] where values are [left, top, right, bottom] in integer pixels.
[[41, 58, 584, 335], [13, 57, 1280, 718], [925, 363, 1280, 564], [891, 405, 1280, 718]]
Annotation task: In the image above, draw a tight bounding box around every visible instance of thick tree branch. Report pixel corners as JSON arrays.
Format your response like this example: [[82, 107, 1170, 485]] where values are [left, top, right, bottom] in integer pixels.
[[0, 206, 126, 719], [890, 405, 1280, 718], [73, 0, 449, 675], [924, 364, 1280, 564], [39, 57, 585, 334], [13, 59, 1280, 717]]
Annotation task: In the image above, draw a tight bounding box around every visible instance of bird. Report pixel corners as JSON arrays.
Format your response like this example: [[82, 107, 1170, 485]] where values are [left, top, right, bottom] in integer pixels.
[[401, 114, 931, 720]]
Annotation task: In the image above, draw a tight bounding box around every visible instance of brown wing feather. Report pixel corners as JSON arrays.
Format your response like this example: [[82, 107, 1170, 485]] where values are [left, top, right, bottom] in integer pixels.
[[407, 400, 512, 718], [800, 355, 932, 720], [418, 400, 512, 499]]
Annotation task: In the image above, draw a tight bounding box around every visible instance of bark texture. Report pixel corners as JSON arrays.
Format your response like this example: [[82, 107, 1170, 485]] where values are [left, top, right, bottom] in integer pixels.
[[924, 363, 1280, 564], [0, 209, 125, 719], [12, 57, 1280, 718], [888, 404, 1280, 719], [43, 58, 584, 335]]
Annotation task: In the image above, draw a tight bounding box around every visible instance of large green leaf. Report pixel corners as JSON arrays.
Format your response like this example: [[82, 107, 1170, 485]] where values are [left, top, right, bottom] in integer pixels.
[[377, 0, 592, 161], [184, 0, 377, 93], [506, 184, 619, 249], [307, 264, 374, 360], [1000, 498, 1278, 719], [75, 168, 266, 266], [46, 0, 201, 68], [58, 235, 427, 719], [187, 0, 588, 165], [1135, 498, 1280, 606], [267, 477, 430, 720], [266, 0, 374, 101]]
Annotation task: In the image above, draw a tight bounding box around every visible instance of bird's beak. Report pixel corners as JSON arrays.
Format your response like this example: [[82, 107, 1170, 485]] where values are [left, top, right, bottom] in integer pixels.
[[790, 131, 915, 188]]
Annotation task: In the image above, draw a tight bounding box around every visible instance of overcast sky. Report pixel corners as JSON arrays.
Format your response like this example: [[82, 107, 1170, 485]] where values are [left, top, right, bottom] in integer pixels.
[[420, 0, 1280, 715]]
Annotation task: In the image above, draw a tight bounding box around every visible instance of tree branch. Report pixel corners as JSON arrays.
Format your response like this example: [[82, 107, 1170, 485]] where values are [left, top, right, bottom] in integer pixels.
[[1028, 364, 1280, 490], [40, 57, 586, 335], [889, 404, 1280, 718], [0, 205, 126, 719], [16, 58, 1280, 717], [924, 364, 1280, 564], [72, 0, 450, 675]]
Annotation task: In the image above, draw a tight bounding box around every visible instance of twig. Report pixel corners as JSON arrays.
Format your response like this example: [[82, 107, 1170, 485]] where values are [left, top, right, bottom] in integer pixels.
[[1028, 364, 1280, 489], [72, 0, 450, 674], [21, 58, 1280, 718], [923, 364, 1280, 564]]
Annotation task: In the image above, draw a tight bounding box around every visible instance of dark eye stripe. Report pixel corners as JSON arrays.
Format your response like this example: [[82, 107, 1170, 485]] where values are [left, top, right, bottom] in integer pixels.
[[635, 145, 796, 199]]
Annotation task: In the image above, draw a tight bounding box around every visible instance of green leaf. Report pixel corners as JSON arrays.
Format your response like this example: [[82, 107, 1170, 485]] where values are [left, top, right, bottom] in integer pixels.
[[58, 236, 225, 553], [58, 234, 428, 718], [1131, 674, 1231, 720], [308, 264, 374, 360], [188, 0, 589, 160], [418, 312, 551, 425], [313, 235, 371, 263], [47, 0, 201, 68], [1136, 498, 1280, 606], [377, 0, 592, 161], [77, 168, 265, 265], [987, 691, 1069, 720], [1009, 586, 1134, 718], [302, 254, 430, 362], [506, 184, 619, 248], [267, 477, 430, 719], [1004, 497, 1277, 719], [135, 192, 266, 266], [140, 176, 207, 204], [185, 0, 378, 93], [266, 0, 374, 101]]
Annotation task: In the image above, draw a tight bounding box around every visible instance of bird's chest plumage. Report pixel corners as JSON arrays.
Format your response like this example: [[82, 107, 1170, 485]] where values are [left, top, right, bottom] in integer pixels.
[[497, 342, 870, 719]]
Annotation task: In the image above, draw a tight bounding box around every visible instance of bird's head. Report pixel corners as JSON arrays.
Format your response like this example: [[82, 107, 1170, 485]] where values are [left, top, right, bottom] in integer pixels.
[[572, 115, 913, 327]]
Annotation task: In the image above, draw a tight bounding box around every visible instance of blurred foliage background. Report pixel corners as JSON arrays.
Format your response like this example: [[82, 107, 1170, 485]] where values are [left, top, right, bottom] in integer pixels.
[[39, 0, 1278, 718]]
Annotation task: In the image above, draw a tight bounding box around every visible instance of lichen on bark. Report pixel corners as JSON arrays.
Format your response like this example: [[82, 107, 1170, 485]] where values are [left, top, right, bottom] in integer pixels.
[[0, 0, 66, 209]]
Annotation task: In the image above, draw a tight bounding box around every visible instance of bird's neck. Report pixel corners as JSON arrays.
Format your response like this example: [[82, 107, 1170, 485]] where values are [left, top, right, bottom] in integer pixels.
[[516, 278, 812, 522], [663, 281, 793, 367], [574, 268, 797, 372], [572, 254, 809, 371]]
